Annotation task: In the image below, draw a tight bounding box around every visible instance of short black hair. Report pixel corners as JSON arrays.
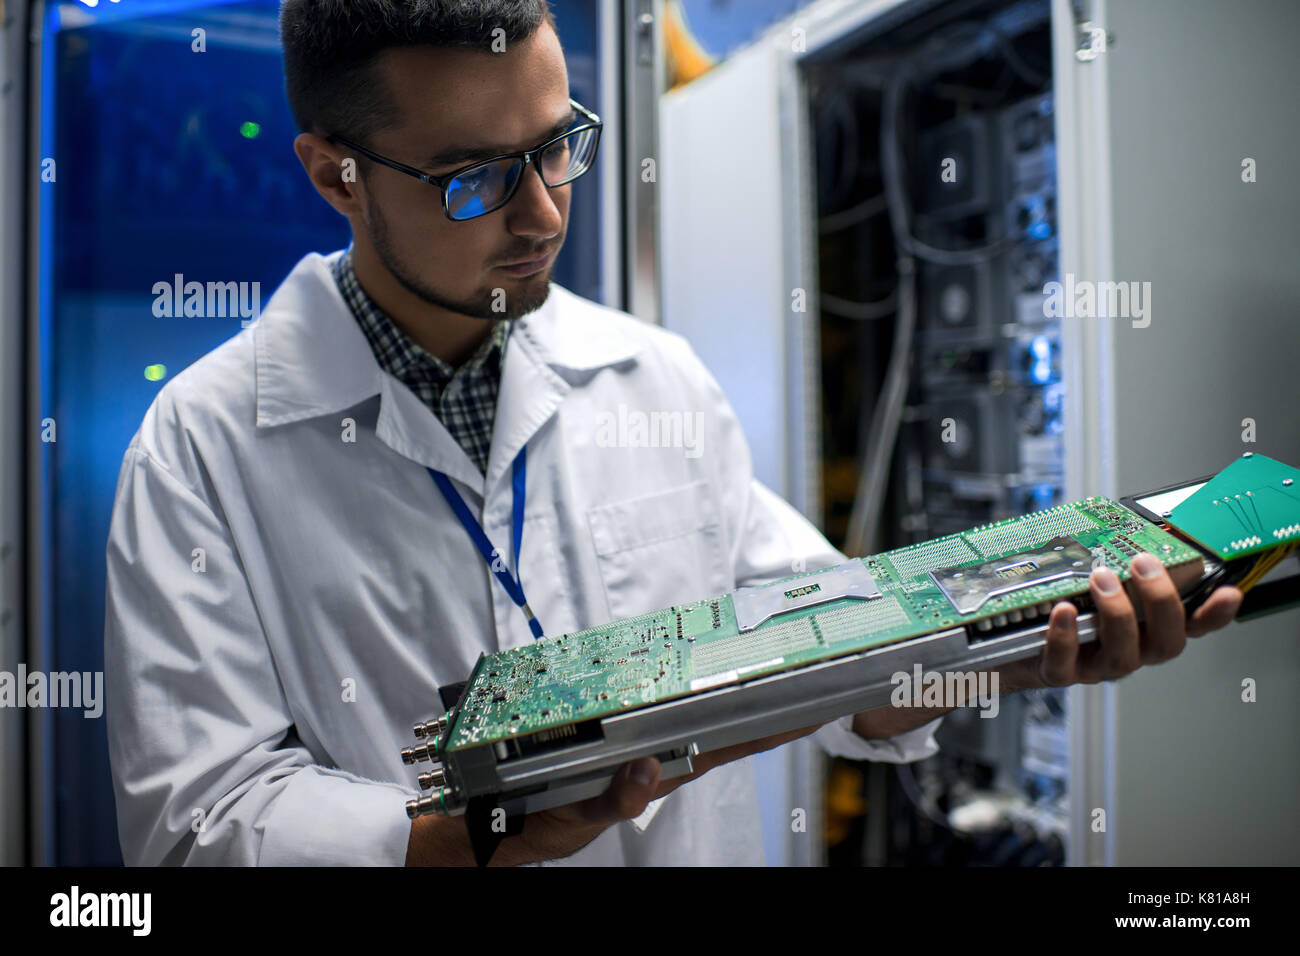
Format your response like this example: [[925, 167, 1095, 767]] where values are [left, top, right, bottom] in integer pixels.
[[279, 0, 558, 144]]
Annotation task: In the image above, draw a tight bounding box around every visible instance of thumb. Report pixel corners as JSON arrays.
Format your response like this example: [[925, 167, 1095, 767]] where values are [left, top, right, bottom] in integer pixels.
[[573, 757, 661, 825]]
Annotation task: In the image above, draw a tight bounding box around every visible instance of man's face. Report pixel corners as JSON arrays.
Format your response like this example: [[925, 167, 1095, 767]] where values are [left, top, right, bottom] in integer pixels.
[[356, 23, 572, 320]]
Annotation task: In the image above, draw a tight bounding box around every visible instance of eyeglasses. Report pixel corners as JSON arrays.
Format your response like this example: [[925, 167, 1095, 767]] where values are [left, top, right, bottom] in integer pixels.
[[327, 98, 602, 222]]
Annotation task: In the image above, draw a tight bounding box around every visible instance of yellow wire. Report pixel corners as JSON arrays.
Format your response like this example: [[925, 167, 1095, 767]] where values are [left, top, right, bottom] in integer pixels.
[[1238, 552, 1274, 592], [1237, 542, 1295, 595], [1238, 552, 1275, 592], [1258, 541, 1294, 583], [1238, 554, 1270, 591]]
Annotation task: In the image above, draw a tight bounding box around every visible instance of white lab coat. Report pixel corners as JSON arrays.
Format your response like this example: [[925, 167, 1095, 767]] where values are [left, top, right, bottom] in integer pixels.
[[104, 249, 940, 866]]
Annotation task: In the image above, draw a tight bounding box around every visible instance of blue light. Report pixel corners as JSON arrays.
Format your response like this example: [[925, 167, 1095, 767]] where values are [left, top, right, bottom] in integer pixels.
[[1031, 359, 1052, 384], [1030, 335, 1051, 359], [58, 0, 232, 29], [1028, 221, 1052, 240]]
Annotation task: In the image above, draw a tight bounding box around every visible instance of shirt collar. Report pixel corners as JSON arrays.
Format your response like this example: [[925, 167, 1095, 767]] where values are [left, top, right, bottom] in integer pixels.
[[331, 245, 512, 387], [254, 249, 641, 428]]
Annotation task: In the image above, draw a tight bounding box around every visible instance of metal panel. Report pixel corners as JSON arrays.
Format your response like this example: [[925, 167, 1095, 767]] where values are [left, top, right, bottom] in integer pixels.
[[1049, 0, 1115, 866], [624, 0, 664, 322], [598, 0, 624, 308], [26, 0, 56, 869], [0, 0, 32, 868], [659, 43, 790, 494], [1085, 0, 1300, 865]]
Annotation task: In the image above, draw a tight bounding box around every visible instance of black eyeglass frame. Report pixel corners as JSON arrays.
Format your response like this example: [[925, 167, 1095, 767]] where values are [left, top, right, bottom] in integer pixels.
[[326, 97, 603, 222]]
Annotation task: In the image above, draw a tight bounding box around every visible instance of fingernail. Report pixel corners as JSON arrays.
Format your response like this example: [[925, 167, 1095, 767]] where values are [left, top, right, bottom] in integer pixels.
[[630, 762, 654, 787], [1132, 553, 1162, 579], [1091, 566, 1121, 594]]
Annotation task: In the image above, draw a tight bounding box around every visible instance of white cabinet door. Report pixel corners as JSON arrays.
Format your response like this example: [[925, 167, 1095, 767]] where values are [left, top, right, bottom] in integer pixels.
[[1056, 0, 1300, 865], [659, 32, 824, 866]]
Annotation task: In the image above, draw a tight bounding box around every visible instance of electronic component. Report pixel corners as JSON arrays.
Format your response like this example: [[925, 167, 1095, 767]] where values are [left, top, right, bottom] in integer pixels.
[[1167, 453, 1300, 558], [1122, 453, 1300, 622], [731, 562, 882, 631], [930, 535, 1096, 614], [397, 449, 1300, 866], [433, 496, 1197, 768], [918, 389, 1019, 475], [407, 459, 1300, 866], [919, 262, 999, 338], [916, 114, 998, 220], [1007, 237, 1058, 326], [909, 90, 1062, 542]]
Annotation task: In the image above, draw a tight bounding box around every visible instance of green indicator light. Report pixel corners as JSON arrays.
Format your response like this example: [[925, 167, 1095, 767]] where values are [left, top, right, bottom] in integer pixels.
[[144, 364, 167, 382], [240, 121, 261, 139]]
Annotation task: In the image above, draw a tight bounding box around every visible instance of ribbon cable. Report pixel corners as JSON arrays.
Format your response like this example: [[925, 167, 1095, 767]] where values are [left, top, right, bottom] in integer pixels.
[[427, 445, 545, 639]]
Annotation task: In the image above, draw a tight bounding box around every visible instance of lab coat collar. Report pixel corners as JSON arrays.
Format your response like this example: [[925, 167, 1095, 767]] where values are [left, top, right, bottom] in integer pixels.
[[254, 250, 640, 497]]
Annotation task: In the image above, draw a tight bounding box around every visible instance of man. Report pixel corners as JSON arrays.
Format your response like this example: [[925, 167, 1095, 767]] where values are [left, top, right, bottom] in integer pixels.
[[104, 0, 1242, 866]]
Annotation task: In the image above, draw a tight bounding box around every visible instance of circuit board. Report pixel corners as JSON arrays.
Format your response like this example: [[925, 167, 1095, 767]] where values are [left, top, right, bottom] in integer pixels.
[[444, 496, 1201, 754], [1168, 453, 1300, 558]]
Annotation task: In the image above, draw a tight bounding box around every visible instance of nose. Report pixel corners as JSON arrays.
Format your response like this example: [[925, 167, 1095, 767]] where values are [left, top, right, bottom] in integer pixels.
[[506, 157, 564, 238]]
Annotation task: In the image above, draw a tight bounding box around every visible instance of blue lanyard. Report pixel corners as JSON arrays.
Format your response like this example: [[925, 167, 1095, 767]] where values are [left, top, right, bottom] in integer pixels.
[[427, 446, 545, 640]]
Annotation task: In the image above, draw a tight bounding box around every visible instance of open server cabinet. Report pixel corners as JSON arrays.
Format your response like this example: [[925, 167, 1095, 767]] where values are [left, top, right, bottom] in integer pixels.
[[658, 0, 1300, 865]]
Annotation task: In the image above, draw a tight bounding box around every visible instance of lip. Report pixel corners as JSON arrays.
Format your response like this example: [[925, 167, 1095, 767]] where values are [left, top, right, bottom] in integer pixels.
[[496, 250, 553, 276]]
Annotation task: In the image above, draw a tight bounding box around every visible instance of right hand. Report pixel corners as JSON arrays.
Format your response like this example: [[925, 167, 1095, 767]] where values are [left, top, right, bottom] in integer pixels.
[[507, 721, 827, 863]]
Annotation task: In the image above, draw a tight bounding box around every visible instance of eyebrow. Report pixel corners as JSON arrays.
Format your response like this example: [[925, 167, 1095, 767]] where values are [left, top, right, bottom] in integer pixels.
[[424, 108, 578, 169]]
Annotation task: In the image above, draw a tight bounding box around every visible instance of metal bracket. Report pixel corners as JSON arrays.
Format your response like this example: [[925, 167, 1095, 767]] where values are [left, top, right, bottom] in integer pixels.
[[633, 0, 655, 66], [729, 561, 881, 632]]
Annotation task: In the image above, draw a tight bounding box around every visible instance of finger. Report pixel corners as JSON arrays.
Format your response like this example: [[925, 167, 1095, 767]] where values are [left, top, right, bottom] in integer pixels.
[[1087, 565, 1140, 680], [1128, 553, 1186, 664], [1187, 586, 1244, 637], [569, 757, 661, 825], [1039, 601, 1079, 686]]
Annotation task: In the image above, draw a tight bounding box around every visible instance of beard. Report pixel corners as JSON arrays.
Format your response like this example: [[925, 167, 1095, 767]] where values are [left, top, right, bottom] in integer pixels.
[[366, 192, 557, 321]]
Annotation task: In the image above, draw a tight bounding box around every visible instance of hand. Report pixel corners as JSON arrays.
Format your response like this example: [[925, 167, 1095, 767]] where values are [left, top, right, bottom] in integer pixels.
[[511, 721, 825, 862], [998, 552, 1243, 691]]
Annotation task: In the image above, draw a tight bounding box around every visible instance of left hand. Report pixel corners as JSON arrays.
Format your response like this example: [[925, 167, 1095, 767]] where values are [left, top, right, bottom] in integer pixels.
[[997, 552, 1243, 691]]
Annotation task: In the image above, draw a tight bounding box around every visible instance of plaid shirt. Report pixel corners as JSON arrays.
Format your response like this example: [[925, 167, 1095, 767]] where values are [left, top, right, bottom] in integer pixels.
[[332, 247, 512, 475]]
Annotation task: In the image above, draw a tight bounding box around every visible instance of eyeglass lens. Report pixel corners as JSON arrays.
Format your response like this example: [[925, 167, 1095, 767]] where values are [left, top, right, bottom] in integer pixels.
[[445, 127, 600, 221]]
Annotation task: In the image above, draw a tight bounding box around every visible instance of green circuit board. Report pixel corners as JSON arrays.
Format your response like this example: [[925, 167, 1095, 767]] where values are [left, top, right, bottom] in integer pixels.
[[444, 496, 1203, 753], [1169, 453, 1300, 558]]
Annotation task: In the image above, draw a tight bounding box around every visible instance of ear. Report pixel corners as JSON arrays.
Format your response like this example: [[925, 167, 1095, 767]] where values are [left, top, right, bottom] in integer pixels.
[[293, 132, 367, 219]]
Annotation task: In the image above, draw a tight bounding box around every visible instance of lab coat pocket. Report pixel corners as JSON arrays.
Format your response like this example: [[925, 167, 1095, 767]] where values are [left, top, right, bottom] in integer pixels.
[[586, 480, 729, 621]]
